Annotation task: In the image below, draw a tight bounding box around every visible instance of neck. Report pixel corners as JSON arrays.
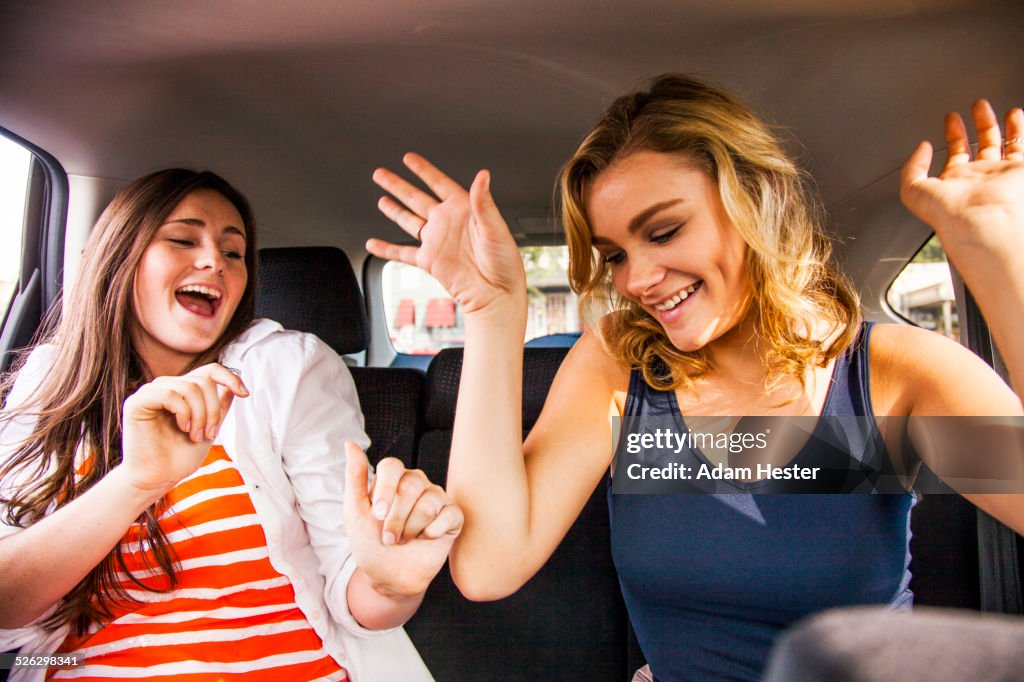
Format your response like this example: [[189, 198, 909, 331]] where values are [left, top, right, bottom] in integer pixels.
[[131, 337, 195, 379], [702, 315, 764, 383]]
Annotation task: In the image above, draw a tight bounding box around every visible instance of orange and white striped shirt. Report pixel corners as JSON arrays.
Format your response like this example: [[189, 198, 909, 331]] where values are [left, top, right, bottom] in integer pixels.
[[50, 445, 348, 681]]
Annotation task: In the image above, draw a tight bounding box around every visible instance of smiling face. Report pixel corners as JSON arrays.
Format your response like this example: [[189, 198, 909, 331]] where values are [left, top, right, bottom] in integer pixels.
[[131, 188, 248, 377], [587, 150, 752, 353]]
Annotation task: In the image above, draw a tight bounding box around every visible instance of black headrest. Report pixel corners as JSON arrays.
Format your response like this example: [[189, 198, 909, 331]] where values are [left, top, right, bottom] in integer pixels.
[[255, 246, 369, 355], [423, 347, 570, 430]]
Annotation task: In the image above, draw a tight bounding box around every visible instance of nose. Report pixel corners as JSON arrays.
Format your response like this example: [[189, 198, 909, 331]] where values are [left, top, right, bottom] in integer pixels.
[[195, 243, 226, 274], [623, 251, 665, 300]]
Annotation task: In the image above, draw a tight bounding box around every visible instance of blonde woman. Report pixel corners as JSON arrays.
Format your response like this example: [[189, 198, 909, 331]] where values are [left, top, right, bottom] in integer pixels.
[[370, 74, 1024, 681], [0, 169, 460, 681]]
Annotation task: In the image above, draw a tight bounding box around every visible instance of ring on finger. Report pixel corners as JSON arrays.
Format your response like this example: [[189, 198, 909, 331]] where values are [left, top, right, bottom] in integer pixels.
[[1004, 137, 1024, 148]]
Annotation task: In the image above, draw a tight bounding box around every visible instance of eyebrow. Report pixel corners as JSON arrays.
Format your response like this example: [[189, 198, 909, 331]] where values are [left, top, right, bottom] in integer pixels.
[[591, 198, 684, 246], [164, 217, 246, 240]]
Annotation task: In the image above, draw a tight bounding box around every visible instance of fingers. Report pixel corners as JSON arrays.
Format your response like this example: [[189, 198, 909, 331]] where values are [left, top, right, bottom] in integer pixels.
[[899, 141, 934, 198], [377, 195, 426, 237], [191, 363, 250, 399], [343, 441, 372, 519], [185, 363, 250, 440], [365, 237, 420, 267], [421, 503, 464, 540], [943, 111, 972, 167], [373, 154, 469, 240], [468, 169, 505, 237], [972, 100, 1003, 161], [944, 100, 1024, 168], [1005, 107, 1024, 161], [393, 484, 450, 542], [369, 457, 454, 545], [372, 166, 437, 233], [403, 152, 466, 201], [126, 363, 248, 442], [370, 457, 420, 545]]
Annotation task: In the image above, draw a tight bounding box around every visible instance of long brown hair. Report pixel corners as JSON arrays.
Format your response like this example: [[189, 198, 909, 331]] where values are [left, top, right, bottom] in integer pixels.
[[558, 74, 860, 392], [0, 169, 257, 634]]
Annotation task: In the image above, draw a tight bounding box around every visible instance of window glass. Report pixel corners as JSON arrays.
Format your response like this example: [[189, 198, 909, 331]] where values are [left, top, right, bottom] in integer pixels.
[[0, 136, 32, 313], [887, 235, 958, 341], [382, 245, 582, 355]]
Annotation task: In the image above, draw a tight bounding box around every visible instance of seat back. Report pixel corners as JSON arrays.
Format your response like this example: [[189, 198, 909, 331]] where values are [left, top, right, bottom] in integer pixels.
[[255, 246, 369, 356], [908, 468, 981, 609], [256, 246, 420, 466], [405, 347, 631, 681], [349, 366, 423, 466]]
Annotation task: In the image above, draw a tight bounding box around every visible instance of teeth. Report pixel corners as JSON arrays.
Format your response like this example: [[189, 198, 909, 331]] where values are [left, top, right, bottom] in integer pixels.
[[177, 284, 221, 299], [654, 283, 699, 311]]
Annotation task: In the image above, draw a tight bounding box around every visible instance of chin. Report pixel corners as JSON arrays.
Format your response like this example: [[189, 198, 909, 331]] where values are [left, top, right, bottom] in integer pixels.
[[663, 320, 727, 353], [170, 331, 223, 356]]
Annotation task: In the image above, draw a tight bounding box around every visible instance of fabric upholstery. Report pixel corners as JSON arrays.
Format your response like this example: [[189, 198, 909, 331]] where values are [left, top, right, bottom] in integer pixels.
[[763, 606, 1024, 681], [256, 246, 369, 355], [909, 467, 981, 609], [349, 366, 422, 467], [407, 346, 632, 681]]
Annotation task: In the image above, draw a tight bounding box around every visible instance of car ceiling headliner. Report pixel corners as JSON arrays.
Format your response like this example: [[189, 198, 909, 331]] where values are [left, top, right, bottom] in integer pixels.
[[1, 0, 1021, 299]]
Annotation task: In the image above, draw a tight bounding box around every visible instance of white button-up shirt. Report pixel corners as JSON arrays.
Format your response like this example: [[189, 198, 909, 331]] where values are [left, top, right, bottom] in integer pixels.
[[0, 319, 433, 681]]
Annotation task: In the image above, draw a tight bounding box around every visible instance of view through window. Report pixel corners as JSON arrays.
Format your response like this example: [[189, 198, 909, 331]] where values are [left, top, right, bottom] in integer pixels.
[[0, 135, 32, 313], [383, 245, 582, 355], [887, 235, 958, 341]]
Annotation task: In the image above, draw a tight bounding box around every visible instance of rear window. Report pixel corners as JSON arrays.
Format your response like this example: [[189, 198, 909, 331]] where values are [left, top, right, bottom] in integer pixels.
[[886, 235, 958, 341], [382, 245, 582, 355]]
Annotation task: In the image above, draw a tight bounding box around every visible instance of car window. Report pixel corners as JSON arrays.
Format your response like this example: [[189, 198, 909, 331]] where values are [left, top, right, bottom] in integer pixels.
[[0, 135, 31, 314], [382, 245, 582, 355], [887, 235, 959, 342]]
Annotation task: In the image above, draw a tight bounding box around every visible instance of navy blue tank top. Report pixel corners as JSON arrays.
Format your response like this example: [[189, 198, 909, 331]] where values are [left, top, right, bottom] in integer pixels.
[[608, 323, 914, 681]]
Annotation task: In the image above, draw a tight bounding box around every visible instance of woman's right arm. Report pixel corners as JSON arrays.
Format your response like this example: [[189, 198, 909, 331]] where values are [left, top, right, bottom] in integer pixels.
[[0, 363, 248, 628], [370, 155, 620, 600], [0, 464, 165, 628]]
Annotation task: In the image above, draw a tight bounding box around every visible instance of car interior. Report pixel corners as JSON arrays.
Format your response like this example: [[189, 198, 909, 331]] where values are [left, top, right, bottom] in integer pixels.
[[1, 1, 1022, 680]]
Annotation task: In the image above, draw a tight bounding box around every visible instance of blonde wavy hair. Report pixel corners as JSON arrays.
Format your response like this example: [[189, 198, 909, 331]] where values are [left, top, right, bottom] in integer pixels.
[[558, 74, 860, 392]]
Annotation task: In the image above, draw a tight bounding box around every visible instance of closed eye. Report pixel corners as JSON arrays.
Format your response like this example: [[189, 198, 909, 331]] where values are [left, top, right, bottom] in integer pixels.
[[602, 250, 625, 266], [651, 225, 681, 244], [223, 250, 244, 260], [169, 238, 194, 247]]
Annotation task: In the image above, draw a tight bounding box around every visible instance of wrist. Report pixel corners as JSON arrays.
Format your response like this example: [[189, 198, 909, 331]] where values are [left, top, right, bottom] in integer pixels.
[[463, 293, 527, 330], [106, 465, 169, 511]]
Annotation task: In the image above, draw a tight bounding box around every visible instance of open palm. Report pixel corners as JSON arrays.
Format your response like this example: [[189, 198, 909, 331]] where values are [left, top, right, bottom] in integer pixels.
[[901, 101, 1024, 257], [369, 153, 526, 315]]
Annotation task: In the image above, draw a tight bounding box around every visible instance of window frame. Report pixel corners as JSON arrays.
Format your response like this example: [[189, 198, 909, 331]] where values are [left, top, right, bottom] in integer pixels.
[[0, 126, 68, 372]]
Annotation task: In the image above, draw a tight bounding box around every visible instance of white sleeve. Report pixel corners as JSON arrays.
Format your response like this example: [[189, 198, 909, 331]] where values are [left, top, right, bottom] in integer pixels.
[[0, 345, 56, 541], [278, 334, 382, 637], [0, 345, 61, 653]]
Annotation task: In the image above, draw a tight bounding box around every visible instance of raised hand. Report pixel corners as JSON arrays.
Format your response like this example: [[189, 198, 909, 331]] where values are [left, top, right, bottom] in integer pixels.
[[369, 153, 526, 315], [120, 363, 249, 501], [900, 100, 1024, 263], [343, 442, 463, 598], [901, 100, 1024, 397]]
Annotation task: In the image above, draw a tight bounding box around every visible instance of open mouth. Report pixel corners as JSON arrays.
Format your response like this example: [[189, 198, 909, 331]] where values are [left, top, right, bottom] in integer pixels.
[[175, 284, 222, 317], [653, 281, 703, 312]]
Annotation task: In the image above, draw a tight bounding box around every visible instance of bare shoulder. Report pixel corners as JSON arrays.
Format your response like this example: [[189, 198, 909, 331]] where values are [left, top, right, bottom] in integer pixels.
[[560, 324, 630, 390], [869, 323, 1020, 416]]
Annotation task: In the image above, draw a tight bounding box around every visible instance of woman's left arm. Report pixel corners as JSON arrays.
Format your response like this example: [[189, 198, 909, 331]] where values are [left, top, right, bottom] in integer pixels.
[[282, 335, 461, 632], [896, 101, 1024, 532], [872, 324, 1024, 534], [900, 101, 1024, 399]]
